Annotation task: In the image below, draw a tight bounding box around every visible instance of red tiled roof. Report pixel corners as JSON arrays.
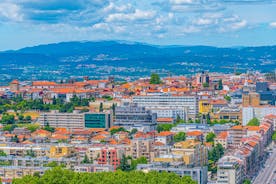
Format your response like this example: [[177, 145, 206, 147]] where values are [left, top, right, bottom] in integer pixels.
[[157, 131, 174, 137], [186, 131, 203, 136], [157, 117, 174, 122]]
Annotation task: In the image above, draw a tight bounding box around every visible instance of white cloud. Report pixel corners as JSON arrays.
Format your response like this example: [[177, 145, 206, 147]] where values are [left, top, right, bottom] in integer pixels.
[[231, 19, 247, 30], [0, 3, 23, 21], [105, 9, 156, 22], [269, 22, 276, 28], [170, 0, 196, 5], [194, 18, 213, 25], [103, 2, 132, 13], [92, 22, 111, 31]]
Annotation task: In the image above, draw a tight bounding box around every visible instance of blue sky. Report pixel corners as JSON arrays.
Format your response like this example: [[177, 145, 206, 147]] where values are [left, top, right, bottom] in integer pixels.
[[0, 0, 276, 50]]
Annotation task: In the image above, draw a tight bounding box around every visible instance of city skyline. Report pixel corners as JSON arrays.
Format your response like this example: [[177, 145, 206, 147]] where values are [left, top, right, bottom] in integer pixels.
[[1, 0, 276, 51]]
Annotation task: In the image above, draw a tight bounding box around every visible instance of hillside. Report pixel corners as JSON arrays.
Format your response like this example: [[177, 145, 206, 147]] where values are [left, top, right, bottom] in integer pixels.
[[0, 41, 275, 84]]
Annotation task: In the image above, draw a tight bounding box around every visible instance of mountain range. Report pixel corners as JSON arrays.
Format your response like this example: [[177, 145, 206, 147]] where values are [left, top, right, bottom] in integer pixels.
[[0, 41, 275, 83]]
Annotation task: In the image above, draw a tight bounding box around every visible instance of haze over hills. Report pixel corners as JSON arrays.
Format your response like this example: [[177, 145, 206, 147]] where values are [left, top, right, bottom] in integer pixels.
[[0, 41, 275, 84]]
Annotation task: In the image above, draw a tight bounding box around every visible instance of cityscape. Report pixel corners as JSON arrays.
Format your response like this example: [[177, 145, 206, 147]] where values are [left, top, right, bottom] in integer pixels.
[[0, 0, 276, 184], [0, 72, 275, 184]]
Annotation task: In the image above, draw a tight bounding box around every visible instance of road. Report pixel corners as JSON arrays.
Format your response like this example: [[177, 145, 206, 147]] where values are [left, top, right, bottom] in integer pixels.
[[253, 148, 276, 184]]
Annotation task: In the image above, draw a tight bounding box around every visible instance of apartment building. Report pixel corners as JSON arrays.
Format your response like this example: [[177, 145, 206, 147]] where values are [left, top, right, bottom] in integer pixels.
[[38, 111, 84, 129], [171, 140, 208, 167], [137, 162, 208, 184], [74, 164, 114, 173], [242, 106, 276, 125], [0, 156, 78, 170], [130, 138, 156, 162], [132, 94, 198, 119], [0, 166, 49, 179], [49, 144, 76, 158], [0, 144, 49, 157], [38, 111, 113, 129], [114, 103, 157, 132], [97, 147, 122, 170], [228, 126, 247, 149], [214, 131, 228, 149], [217, 156, 243, 184]]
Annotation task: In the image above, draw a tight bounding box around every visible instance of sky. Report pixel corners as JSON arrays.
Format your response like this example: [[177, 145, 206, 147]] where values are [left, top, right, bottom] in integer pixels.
[[0, 0, 276, 50]]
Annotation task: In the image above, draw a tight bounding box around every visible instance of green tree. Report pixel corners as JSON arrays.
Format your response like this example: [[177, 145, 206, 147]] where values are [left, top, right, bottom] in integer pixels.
[[0, 150, 7, 157], [81, 154, 91, 164], [25, 115, 32, 123], [130, 157, 147, 170], [247, 118, 260, 126], [129, 128, 138, 136], [243, 179, 251, 184], [157, 124, 174, 133], [25, 124, 40, 133], [26, 149, 36, 157], [206, 132, 216, 143], [208, 143, 224, 173], [202, 82, 209, 88], [43, 123, 55, 133], [18, 114, 24, 121], [117, 154, 131, 171], [110, 127, 128, 135], [13, 167, 197, 184], [11, 135, 19, 143], [272, 131, 276, 141], [99, 102, 103, 112], [1, 114, 15, 124], [150, 73, 161, 84], [2, 124, 17, 132], [173, 132, 186, 142], [224, 95, 231, 102], [44, 161, 58, 167]]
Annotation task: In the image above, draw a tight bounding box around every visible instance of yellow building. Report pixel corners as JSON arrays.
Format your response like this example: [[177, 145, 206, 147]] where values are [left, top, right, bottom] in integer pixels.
[[171, 140, 208, 167], [49, 145, 76, 158], [153, 154, 183, 163], [199, 100, 212, 114]]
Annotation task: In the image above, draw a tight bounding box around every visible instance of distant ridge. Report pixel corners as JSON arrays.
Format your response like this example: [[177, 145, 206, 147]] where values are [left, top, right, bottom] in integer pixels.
[[0, 40, 275, 83]]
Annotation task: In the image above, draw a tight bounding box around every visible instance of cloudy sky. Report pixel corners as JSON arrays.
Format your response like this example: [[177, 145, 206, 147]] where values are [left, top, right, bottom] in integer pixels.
[[0, 0, 276, 50]]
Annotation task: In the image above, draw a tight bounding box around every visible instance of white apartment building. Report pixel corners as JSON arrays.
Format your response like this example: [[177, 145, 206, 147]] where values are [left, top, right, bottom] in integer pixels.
[[217, 156, 243, 184], [150, 108, 187, 120], [242, 106, 276, 125], [132, 95, 198, 120], [38, 110, 84, 129]]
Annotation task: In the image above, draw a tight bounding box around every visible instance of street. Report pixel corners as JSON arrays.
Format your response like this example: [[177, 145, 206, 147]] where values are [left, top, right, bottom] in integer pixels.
[[253, 148, 276, 184]]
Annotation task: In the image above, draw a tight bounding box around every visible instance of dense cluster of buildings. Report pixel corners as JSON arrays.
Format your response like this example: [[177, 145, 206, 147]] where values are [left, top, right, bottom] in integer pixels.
[[0, 71, 275, 183]]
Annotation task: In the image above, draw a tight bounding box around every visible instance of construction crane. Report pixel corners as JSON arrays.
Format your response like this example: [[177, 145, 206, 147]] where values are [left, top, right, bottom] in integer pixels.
[[221, 64, 247, 74]]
